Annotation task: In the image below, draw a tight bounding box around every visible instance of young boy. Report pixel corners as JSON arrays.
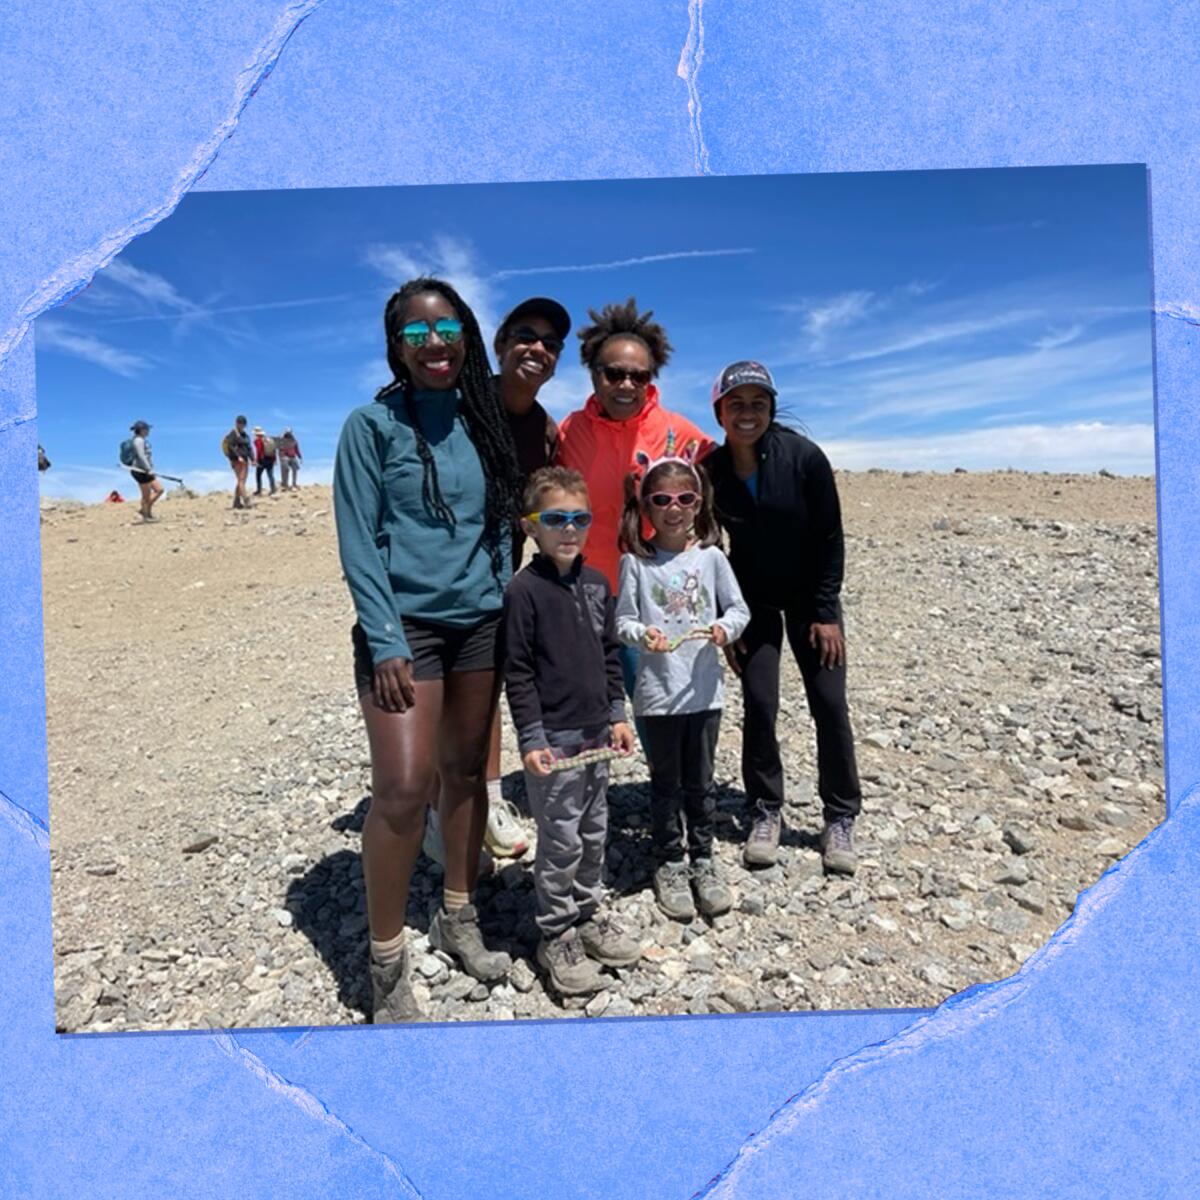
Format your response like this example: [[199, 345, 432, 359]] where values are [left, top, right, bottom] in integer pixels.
[[504, 466, 642, 996]]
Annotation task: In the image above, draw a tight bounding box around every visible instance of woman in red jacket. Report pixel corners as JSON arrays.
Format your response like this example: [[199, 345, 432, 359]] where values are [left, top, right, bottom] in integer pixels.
[[556, 299, 714, 719]]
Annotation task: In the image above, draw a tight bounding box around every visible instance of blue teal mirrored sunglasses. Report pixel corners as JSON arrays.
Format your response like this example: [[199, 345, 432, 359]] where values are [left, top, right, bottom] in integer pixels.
[[399, 318, 463, 347], [527, 509, 593, 529]]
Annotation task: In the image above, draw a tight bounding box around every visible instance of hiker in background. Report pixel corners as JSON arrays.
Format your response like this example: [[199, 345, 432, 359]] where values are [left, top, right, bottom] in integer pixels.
[[253, 426, 278, 496], [703, 361, 863, 877], [37, 444, 50, 472], [277, 427, 302, 491], [221, 415, 254, 509], [125, 420, 163, 522]]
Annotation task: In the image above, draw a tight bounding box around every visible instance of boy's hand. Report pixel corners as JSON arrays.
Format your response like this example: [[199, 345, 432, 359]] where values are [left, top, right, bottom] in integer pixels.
[[710, 624, 728, 648], [642, 626, 670, 653], [523, 747, 555, 777], [610, 723, 636, 754]]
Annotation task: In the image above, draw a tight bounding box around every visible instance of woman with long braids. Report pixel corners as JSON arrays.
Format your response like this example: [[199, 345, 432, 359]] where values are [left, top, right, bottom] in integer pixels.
[[333, 277, 523, 1022], [556, 298, 715, 734]]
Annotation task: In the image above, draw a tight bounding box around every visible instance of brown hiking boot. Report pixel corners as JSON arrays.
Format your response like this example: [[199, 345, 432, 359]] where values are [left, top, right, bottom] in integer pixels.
[[428, 903, 510, 981], [743, 801, 782, 867], [577, 912, 642, 966], [691, 857, 733, 916], [537, 929, 608, 996], [370, 950, 422, 1024], [821, 816, 858, 876]]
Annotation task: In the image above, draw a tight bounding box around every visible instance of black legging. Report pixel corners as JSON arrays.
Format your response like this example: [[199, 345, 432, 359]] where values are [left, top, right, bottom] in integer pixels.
[[735, 602, 861, 822]]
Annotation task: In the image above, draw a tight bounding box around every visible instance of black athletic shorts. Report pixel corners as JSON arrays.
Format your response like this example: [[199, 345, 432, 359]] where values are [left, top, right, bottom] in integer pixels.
[[130, 469, 156, 485], [352, 613, 502, 692]]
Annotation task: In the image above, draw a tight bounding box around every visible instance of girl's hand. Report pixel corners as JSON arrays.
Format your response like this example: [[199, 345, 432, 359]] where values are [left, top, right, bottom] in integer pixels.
[[710, 624, 728, 648], [610, 723, 636, 754], [809, 622, 845, 669], [523, 748, 555, 777], [642, 627, 670, 653], [723, 638, 747, 677], [373, 657, 416, 713]]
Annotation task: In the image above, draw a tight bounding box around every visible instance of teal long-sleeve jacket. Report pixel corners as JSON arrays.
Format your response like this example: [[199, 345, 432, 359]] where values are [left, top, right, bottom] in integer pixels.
[[333, 386, 510, 668]]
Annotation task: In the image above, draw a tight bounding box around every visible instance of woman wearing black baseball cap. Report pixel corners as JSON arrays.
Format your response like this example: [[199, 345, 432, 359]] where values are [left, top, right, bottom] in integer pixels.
[[703, 361, 863, 877]]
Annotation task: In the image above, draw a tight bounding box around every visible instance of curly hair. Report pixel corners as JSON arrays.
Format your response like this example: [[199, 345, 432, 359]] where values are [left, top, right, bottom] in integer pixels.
[[617, 460, 721, 559], [376, 277, 521, 583], [577, 297, 674, 374]]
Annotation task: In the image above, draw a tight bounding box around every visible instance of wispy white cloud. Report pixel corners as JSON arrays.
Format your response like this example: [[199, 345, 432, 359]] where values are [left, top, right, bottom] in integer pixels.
[[37, 322, 152, 377], [803, 290, 875, 345], [104, 259, 195, 312], [1033, 323, 1084, 351], [829, 308, 1043, 366], [823, 419, 1154, 475], [492, 248, 755, 280]]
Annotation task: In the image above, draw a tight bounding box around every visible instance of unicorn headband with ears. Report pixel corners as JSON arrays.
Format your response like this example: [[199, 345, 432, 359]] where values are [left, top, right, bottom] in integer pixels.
[[633, 428, 702, 497]]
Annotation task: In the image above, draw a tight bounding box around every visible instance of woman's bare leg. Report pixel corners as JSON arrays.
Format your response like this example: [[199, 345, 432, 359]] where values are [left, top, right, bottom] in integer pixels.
[[359, 680, 443, 941], [437, 669, 501, 896]]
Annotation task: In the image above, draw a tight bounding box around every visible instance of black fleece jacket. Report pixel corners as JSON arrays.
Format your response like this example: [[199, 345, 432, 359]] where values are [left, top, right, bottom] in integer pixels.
[[503, 553, 626, 753], [703, 425, 846, 622]]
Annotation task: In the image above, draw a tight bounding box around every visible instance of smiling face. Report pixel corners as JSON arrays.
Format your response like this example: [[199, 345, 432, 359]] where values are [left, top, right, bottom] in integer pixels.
[[397, 291, 466, 391], [592, 335, 653, 421], [719, 385, 774, 448], [521, 485, 591, 573], [642, 465, 701, 547], [498, 314, 561, 393]]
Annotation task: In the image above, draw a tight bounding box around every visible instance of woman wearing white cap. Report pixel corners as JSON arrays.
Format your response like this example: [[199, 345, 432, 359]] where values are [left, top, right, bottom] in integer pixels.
[[703, 361, 863, 877]]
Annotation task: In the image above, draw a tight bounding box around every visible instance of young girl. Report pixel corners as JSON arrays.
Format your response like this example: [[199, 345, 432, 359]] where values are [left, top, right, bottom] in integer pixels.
[[614, 439, 750, 920]]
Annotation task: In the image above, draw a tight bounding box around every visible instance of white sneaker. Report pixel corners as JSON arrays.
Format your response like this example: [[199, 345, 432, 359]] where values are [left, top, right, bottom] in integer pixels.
[[484, 795, 530, 859], [422, 807, 494, 876]]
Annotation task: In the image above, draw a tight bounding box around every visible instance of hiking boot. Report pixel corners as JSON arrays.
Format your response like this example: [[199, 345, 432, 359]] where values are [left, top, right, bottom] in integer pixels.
[[428, 903, 510, 981], [743, 801, 782, 867], [484, 795, 529, 859], [537, 929, 608, 996], [690, 857, 733, 917], [423, 807, 495, 877], [821, 816, 858, 876], [653, 859, 695, 921], [577, 912, 642, 966], [370, 950, 422, 1024]]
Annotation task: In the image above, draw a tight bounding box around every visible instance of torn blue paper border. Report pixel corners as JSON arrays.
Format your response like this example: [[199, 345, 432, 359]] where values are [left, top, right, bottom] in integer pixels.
[[3, 4, 1198, 1197]]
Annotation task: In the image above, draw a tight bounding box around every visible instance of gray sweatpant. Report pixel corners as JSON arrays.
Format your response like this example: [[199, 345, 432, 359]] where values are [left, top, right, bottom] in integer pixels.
[[522, 725, 611, 939]]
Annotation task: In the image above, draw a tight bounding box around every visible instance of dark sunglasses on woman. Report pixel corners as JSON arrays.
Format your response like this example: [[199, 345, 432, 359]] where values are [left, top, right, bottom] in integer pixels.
[[600, 365, 653, 386], [509, 325, 565, 355]]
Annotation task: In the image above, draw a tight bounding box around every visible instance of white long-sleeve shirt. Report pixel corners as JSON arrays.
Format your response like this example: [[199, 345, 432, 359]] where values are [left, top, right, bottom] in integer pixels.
[[616, 543, 750, 716]]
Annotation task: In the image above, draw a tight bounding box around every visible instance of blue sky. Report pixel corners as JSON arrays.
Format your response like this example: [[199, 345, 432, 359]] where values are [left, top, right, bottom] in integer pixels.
[[36, 165, 1154, 500]]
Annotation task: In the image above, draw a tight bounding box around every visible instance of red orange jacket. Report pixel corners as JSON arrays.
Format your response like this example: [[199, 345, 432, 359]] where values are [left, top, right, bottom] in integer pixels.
[[556, 385, 715, 590]]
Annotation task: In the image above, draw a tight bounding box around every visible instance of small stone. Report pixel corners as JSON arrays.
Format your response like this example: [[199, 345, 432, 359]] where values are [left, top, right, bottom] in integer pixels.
[[1058, 813, 1096, 832], [1097, 804, 1131, 828], [585, 991, 611, 1018], [182, 834, 220, 854], [824, 965, 851, 986], [940, 912, 971, 932], [1013, 890, 1047, 914], [738, 894, 765, 917], [468, 983, 489, 1002], [84, 862, 119, 877], [994, 859, 1030, 886], [271, 909, 293, 929], [1096, 838, 1127, 858], [1002, 826, 1035, 856], [719, 976, 756, 1012]]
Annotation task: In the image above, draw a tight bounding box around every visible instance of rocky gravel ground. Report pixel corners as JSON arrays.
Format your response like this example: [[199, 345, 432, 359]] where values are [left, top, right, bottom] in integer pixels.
[[43, 471, 1163, 1032]]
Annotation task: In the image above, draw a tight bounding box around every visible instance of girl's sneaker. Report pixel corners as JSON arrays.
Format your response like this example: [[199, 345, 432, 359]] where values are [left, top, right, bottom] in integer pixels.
[[690, 858, 732, 917], [537, 928, 608, 996], [422, 807, 495, 877], [653, 860, 696, 920], [577, 912, 642, 966], [821, 816, 858, 875]]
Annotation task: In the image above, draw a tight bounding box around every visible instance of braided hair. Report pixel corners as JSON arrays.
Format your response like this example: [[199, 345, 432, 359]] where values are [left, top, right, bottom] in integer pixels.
[[577, 297, 674, 374], [376, 277, 521, 582]]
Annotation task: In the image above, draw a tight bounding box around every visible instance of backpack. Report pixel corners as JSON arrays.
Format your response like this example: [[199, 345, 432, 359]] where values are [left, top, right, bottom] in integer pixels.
[[221, 432, 233, 459], [119, 438, 137, 466], [260, 436, 276, 457]]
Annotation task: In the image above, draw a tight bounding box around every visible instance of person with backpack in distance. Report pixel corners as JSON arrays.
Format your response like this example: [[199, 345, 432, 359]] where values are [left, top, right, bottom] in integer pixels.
[[37, 444, 50, 471], [253, 426, 278, 496], [221, 415, 254, 509], [119, 420, 164, 522], [277, 427, 302, 491], [703, 361, 864, 877], [615, 439, 749, 921], [504, 465, 641, 997]]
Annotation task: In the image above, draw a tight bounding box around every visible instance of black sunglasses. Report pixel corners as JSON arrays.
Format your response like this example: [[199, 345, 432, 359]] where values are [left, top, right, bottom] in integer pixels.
[[600, 365, 653, 386], [509, 326, 565, 355]]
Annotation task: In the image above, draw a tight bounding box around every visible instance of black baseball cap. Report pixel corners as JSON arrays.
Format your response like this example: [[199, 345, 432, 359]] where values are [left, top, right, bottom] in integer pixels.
[[711, 360, 778, 408], [495, 297, 572, 346], [130, 419, 150, 432]]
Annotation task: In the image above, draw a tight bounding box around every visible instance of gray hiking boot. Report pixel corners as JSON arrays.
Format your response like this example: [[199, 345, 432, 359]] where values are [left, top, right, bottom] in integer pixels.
[[653, 859, 696, 921], [743, 801, 783, 867], [537, 929, 608, 996], [821, 816, 858, 875], [370, 950, 422, 1024], [428, 903, 511, 981], [691, 857, 733, 917], [577, 912, 642, 966]]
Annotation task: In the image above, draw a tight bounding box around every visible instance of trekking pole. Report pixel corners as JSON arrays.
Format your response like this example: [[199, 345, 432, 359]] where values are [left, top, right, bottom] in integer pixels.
[[116, 464, 184, 484]]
